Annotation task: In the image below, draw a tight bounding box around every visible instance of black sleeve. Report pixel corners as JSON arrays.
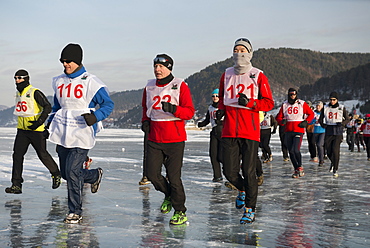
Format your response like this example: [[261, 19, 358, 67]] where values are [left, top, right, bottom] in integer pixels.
[[198, 111, 211, 127], [34, 90, 52, 123]]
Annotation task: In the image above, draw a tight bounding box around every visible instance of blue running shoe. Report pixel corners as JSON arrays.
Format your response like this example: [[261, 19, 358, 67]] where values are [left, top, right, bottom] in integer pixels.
[[240, 207, 255, 224], [235, 191, 246, 209]]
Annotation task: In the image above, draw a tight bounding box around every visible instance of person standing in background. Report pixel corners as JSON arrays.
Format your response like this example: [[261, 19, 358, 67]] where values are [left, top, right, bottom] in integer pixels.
[[5, 69, 62, 194], [345, 114, 356, 152], [216, 38, 274, 224], [197, 89, 224, 182], [48, 43, 114, 224], [141, 54, 195, 225]]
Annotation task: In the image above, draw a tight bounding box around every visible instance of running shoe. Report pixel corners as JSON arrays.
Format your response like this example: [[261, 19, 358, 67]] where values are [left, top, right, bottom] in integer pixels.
[[298, 167, 305, 177], [257, 175, 264, 186], [84, 157, 93, 169], [240, 207, 255, 224], [138, 176, 151, 185], [5, 185, 22, 194], [91, 168, 103, 193], [52, 175, 61, 189], [235, 191, 246, 209], [170, 211, 188, 225], [292, 170, 299, 178], [160, 196, 172, 214], [225, 181, 237, 190]]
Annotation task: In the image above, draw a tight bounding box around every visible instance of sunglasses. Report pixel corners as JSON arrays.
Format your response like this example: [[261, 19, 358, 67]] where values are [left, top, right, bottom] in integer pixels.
[[154, 57, 168, 63], [212, 95, 219, 97], [329, 98, 337, 101], [14, 75, 29, 80], [236, 38, 251, 44], [60, 59, 73, 64], [289, 93, 296, 96]]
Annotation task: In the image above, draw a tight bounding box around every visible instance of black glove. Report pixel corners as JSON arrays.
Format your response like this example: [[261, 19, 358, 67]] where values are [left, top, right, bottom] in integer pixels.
[[28, 120, 43, 130], [141, 120, 150, 133], [215, 109, 225, 121], [45, 122, 51, 129], [321, 123, 327, 129], [238, 93, 249, 106], [43, 129, 50, 139], [81, 112, 97, 126], [336, 122, 342, 127], [161, 102, 177, 114], [298, 120, 308, 128], [281, 119, 287, 125], [271, 130, 276, 134]]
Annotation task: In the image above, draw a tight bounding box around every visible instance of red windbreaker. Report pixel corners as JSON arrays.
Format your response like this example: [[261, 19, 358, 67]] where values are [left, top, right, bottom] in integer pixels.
[[142, 79, 195, 143], [218, 69, 274, 142], [275, 100, 314, 133]]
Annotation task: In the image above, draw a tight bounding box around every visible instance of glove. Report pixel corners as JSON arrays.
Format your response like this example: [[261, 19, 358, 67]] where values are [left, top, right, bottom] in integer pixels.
[[28, 120, 43, 130], [238, 93, 249, 106], [43, 129, 50, 139], [161, 102, 177, 114], [321, 123, 327, 129], [141, 120, 150, 133], [281, 119, 287, 125], [215, 109, 225, 121], [197, 121, 206, 128], [298, 120, 308, 128], [81, 112, 97, 126], [271, 130, 276, 135]]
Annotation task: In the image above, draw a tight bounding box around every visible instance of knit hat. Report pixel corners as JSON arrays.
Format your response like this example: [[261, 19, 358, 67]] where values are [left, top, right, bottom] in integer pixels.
[[60, 43, 83, 65], [316, 101, 324, 107], [366, 114, 370, 118], [14, 69, 30, 82], [329, 92, 339, 99], [234, 38, 253, 53], [153, 54, 173, 71], [212, 89, 219, 95]]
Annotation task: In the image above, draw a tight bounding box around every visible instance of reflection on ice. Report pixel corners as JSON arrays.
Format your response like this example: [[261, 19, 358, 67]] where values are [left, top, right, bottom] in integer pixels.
[[0, 127, 369, 247]]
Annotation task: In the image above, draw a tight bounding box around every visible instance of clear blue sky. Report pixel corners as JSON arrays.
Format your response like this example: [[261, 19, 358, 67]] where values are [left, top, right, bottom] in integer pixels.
[[0, 0, 369, 107]]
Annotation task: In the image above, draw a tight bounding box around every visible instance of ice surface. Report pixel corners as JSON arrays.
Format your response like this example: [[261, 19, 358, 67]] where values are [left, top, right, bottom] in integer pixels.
[[0, 127, 369, 247]]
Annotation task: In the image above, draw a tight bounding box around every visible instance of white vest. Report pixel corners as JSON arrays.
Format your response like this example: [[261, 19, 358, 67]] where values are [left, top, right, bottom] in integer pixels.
[[282, 99, 305, 122], [313, 111, 321, 127], [49, 72, 106, 149], [145, 78, 183, 121], [363, 122, 370, 135], [13, 86, 41, 117], [208, 105, 218, 128], [323, 104, 344, 125], [260, 114, 272, 130], [223, 67, 261, 109]]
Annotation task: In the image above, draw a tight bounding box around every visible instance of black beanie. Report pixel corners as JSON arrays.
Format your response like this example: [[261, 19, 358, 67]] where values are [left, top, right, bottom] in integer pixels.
[[153, 54, 173, 71], [60, 43, 83, 65], [15, 69, 30, 82], [329, 92, 339, 99]]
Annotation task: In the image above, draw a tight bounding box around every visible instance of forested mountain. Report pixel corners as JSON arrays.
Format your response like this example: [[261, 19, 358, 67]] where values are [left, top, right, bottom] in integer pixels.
[[186, 48, 370, 113], [1, 48, 369, 128]]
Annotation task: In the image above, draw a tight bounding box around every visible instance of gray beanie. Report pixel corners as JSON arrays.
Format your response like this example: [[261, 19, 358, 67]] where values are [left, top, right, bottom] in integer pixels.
[[234, 38, 253, 53]]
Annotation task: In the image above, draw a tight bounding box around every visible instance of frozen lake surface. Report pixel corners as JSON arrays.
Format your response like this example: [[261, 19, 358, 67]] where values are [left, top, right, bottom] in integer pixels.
[[0, 127, 369, 247]]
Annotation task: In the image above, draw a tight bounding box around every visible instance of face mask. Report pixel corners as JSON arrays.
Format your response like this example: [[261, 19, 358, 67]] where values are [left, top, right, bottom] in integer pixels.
[[233, 52, 253, 75]]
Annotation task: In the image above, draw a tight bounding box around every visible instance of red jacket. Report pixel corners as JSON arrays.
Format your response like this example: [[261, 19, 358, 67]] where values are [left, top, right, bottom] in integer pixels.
[[275, 100, 314, 133], [218, 70, 274, 142], [142, 79, 195, 143]]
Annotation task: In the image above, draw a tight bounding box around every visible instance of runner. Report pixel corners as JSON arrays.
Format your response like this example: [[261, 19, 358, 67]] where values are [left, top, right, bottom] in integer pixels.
[[217, 38, 274, 224], [141, 54, 195, 225], [276, 88, 314, 178], [5, 69, 61, 194], [319, 92, 350, 177], [48, 43, 114, 224], [197, 89, 224, 182]]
